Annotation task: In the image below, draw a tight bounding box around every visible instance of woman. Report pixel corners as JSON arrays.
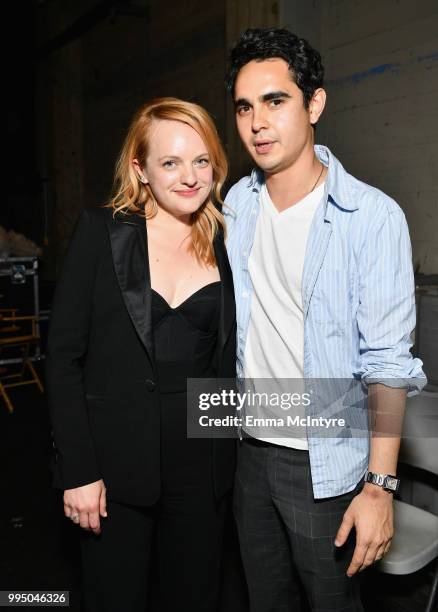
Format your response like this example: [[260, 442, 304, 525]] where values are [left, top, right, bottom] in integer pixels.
[[46, 98, 237, 612]]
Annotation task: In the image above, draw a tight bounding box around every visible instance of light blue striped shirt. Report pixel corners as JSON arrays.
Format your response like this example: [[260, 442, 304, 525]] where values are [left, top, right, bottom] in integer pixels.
[[224, 144, 427, 498]]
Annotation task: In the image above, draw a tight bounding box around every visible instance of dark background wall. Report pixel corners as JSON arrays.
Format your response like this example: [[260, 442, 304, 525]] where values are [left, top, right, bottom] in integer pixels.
[[31, 0, 230, 277], [6, 2, 39, 245], [4, 0, 438, 280]]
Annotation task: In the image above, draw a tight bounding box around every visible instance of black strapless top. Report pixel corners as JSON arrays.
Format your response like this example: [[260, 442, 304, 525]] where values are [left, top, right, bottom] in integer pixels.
[[151, 281, 221, 393]]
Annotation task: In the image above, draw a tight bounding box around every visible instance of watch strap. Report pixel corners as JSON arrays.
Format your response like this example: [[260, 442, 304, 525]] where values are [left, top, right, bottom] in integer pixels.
[[365, 471, 400, 493]]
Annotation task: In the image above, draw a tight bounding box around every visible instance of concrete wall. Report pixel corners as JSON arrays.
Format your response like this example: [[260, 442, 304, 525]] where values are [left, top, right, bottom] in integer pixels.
[[38, 0, 437, 276], [280, 0, 438, 275]]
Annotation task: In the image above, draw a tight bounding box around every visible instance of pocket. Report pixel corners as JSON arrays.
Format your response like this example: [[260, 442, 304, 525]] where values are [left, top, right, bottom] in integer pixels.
[[311, 267, 351, 325], [311, 319, 346, 339]]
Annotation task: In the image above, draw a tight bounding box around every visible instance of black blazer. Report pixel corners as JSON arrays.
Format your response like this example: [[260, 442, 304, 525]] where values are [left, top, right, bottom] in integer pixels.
[[46, 207, 237, 507]]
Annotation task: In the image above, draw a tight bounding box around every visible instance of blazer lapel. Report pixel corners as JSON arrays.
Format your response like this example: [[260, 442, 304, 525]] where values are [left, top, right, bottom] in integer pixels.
[[214, 231, 236, 374], [106, 209, 235, 375], [105, 210, 155, 370]]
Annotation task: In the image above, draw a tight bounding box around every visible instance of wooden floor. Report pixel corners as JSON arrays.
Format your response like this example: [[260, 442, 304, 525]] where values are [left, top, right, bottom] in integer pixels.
[[1, 371, 435, 612]]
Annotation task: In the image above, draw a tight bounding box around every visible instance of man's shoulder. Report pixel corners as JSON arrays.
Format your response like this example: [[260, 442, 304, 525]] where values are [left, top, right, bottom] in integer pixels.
[[225, 173, 258, 204], [346, 172, 405, 223], [224, 173, 261, 228], [320, 145, 405, 222], [227, 174, 253, 190]]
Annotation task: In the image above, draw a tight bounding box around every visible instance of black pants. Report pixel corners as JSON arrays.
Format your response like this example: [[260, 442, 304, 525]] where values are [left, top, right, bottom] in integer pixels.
[[234, 439, 364, 612], [80, 391, 227, 612]]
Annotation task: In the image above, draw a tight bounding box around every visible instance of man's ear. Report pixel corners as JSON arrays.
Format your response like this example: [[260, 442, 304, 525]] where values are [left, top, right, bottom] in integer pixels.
[[309, 88, 326, 125], [132, 158, 148, 184]]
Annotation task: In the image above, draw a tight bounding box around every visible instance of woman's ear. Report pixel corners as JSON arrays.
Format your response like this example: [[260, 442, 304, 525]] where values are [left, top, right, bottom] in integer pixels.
[[132, 159, 148, 184]]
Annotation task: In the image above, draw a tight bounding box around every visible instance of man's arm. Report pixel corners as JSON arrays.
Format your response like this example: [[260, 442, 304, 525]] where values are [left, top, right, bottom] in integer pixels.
[[335, 383, 406, 575], [335, 203, 426, 576]]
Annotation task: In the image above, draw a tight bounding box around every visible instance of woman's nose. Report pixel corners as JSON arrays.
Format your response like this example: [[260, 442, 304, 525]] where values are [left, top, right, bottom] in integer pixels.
[[180, 164, 197, 186]]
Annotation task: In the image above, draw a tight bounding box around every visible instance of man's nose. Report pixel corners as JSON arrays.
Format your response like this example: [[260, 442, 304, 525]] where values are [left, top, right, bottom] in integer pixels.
[[251, 106, 268, 132]]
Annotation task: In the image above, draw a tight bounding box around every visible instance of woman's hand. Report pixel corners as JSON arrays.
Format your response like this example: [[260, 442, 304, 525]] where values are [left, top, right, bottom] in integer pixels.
[[64, 479, 107, 534]]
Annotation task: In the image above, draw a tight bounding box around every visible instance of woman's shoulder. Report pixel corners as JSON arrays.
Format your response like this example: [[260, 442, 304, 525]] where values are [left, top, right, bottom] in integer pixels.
[[79, 206, 111, 222], [71, 207, 112, 245], [76, 206, 114, 231]]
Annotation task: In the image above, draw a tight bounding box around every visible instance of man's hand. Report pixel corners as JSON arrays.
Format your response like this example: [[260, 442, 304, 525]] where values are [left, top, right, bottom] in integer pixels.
[[64, 479, 107, 535], [334, 483, 393, 576]]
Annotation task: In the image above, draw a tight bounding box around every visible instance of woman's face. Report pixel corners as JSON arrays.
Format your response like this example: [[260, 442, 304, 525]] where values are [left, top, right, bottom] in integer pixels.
[[137, 119, 214, 219]]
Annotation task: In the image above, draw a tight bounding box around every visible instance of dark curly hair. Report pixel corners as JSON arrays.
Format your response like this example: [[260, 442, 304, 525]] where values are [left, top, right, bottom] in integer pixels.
[[226, 28, 324, 108]]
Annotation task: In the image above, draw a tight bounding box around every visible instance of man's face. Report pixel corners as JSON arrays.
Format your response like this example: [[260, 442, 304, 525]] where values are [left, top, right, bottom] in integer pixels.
[[234, 58, 316, 174]]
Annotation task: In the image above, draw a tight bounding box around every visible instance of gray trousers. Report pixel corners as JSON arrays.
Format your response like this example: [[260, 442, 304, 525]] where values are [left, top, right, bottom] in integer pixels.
[[234, 438, 364, 612]]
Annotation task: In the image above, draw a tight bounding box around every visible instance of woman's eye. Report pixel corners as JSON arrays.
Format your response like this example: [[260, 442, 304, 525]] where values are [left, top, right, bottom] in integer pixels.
[[195, 158, 209, 167], [162, 160, 176, 168]]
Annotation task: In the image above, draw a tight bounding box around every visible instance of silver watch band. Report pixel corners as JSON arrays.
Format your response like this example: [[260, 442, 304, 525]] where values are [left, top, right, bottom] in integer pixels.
[[365, 471, 400, 493]]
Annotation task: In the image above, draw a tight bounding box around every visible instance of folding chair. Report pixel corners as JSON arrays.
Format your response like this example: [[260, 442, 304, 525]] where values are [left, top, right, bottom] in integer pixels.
[[377, 389, 438, 612], [0, 312, 44, 413]]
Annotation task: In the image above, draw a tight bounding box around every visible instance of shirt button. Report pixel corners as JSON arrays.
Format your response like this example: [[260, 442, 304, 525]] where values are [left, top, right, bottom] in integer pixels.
[[242, 291, 248, 298], [145, 379, 156, 391]]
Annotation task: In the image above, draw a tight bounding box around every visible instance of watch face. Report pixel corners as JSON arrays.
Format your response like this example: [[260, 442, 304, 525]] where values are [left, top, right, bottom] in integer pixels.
[[385, 476, 398, 491]]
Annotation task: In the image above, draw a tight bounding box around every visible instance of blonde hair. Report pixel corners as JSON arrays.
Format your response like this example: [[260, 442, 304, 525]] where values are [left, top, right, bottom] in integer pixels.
[[106, 97, 228, 266]]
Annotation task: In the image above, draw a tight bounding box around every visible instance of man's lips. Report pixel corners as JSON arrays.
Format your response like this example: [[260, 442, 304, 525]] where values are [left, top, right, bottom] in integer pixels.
[[174, 187, 201, 197], [254, 141, 275, 154]]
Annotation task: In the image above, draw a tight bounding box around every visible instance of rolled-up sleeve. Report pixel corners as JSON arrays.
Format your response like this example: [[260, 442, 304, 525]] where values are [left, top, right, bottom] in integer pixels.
[[357, 206, 427, 394]]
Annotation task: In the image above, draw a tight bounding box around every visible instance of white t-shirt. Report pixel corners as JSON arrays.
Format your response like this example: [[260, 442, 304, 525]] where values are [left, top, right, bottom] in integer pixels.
[[243, 181, 325, 449]]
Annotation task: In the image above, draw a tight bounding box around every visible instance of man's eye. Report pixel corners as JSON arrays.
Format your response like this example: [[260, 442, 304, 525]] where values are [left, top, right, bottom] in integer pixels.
[[270, 99, 283, 107], [237, 105, 250, 115]]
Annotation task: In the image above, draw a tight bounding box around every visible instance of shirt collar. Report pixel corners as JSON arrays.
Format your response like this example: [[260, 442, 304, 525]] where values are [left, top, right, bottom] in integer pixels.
[[246, 145, 359, 212]]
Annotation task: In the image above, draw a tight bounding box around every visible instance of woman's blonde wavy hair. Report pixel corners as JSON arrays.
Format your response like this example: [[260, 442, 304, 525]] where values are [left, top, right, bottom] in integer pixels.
[[106, 97, 228, 266]]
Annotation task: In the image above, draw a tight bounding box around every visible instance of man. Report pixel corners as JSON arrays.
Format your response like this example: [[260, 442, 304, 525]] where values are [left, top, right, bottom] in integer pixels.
[[224, 28, 426, 611]]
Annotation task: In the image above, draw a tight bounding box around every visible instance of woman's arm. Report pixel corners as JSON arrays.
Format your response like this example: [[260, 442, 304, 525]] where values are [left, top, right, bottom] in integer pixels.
[[45, 208, 103, 490]]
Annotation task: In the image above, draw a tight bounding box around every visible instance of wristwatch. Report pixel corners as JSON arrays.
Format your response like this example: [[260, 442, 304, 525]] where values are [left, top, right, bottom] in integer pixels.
[[365, 471, 400, 493]]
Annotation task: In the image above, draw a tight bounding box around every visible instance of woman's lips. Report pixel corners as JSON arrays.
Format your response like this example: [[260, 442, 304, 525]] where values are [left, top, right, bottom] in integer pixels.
[[254, 141, 275, 154], [174, 187, 201, 197]]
